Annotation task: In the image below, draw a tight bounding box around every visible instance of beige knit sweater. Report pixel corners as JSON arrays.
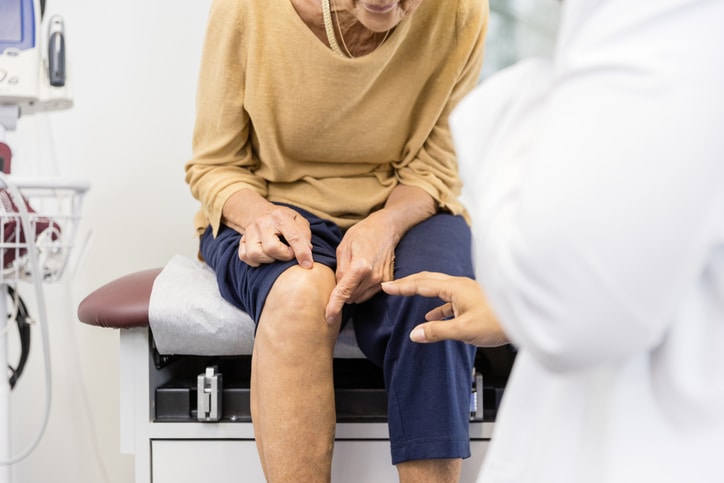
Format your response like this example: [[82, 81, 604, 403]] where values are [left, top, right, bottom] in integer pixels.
[[185, 0, 488, 236]]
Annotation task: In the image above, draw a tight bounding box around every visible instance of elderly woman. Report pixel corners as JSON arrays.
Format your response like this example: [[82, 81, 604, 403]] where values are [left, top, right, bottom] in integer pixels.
[[185, 0, 487, 481]]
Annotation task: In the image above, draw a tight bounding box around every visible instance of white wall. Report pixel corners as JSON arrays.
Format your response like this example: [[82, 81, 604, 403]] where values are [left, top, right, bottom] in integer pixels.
[[4, 0, 211, 481]]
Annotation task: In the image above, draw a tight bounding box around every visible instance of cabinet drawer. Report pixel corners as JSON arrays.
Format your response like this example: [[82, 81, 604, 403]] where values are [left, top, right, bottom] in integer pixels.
[[153, 440, 263, 482], [151, 439, 489, 482]]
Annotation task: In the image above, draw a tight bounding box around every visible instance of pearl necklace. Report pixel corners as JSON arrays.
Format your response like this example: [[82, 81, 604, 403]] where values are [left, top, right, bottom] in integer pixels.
[[321, 0, 345, 56], [321, 0, 390, 58]]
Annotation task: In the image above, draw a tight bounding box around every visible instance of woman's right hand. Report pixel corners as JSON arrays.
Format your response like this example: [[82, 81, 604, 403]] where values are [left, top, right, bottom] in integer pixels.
[[222, 190, 314, 269]]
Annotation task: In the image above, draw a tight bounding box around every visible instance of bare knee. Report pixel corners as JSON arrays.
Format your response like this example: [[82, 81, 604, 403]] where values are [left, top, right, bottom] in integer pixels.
[[256, 264, 338, 354]]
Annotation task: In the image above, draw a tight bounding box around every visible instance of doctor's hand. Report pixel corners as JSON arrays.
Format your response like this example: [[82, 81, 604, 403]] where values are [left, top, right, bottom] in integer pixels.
[[381, 272, 509, 347], [324, 212, 397, 324], [222, 190, 314, 269]]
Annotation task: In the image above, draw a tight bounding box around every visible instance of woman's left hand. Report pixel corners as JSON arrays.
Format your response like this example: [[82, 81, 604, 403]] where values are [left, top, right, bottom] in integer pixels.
[[324, 211, 397, 324]]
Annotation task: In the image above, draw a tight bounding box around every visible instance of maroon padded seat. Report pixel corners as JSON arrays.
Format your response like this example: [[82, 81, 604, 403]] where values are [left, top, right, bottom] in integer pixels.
[[77, 268, 162, 329]]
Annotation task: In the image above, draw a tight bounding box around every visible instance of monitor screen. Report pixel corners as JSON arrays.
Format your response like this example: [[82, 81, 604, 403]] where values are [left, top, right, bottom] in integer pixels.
[[0, 0, 34, 50], [0, 1, 22, 43]]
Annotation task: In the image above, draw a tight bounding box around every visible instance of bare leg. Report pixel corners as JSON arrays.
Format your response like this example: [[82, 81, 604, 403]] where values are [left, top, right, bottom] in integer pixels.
[[397, 458, 462, 483], [250, 264, 339, 483]]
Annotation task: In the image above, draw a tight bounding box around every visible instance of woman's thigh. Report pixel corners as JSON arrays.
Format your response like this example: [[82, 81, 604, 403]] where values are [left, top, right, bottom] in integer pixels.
[[394, 212, 474, 279]]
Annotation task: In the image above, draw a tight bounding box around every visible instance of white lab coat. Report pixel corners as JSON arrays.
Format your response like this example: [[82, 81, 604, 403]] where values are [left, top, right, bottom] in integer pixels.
[[451, 0, 724, 482]]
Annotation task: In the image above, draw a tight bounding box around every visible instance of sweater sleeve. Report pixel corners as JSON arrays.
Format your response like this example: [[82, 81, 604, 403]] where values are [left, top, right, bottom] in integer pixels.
[[394, 1, 487, 220], [184, 0, 267, 236]]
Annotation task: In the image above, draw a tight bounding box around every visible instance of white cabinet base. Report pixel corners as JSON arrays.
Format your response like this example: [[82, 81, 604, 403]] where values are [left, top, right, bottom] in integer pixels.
[[121, 328, 493, 483]]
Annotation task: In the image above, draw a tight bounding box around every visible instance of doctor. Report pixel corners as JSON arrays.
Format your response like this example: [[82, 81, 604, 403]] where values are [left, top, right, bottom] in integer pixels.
[[382, 0, 724, 482]]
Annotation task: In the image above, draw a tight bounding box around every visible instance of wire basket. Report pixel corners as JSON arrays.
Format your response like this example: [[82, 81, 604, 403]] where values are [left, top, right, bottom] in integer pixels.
[[0, 177, 88, 284]]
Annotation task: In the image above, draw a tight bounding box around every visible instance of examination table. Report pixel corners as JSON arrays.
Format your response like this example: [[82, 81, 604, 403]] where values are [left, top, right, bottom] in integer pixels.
[[77, 255, 514, 483]]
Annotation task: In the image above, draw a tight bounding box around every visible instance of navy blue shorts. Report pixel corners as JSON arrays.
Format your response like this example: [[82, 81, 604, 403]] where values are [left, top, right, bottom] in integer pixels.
[[200, 204, 477, 464]]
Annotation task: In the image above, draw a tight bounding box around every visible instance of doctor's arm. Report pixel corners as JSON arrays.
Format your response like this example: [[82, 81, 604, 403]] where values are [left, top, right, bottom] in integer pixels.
[[453, 4, 724, 373]]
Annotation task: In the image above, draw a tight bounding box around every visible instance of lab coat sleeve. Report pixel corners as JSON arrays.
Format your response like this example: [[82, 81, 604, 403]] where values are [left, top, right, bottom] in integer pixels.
[[452, 0, 724, 373]]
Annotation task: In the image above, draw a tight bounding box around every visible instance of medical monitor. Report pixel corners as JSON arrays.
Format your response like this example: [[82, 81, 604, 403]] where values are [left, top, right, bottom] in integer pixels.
[[0, 0, 72, 118]]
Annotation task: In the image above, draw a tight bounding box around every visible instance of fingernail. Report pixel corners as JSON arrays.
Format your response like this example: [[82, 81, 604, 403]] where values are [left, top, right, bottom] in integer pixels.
[[410, 327, 426, 343], [326, 316, 335, 325]]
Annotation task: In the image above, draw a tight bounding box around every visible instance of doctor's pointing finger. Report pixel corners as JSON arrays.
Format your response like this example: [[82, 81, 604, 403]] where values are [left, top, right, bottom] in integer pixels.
[[381, 272, 509, 348]]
